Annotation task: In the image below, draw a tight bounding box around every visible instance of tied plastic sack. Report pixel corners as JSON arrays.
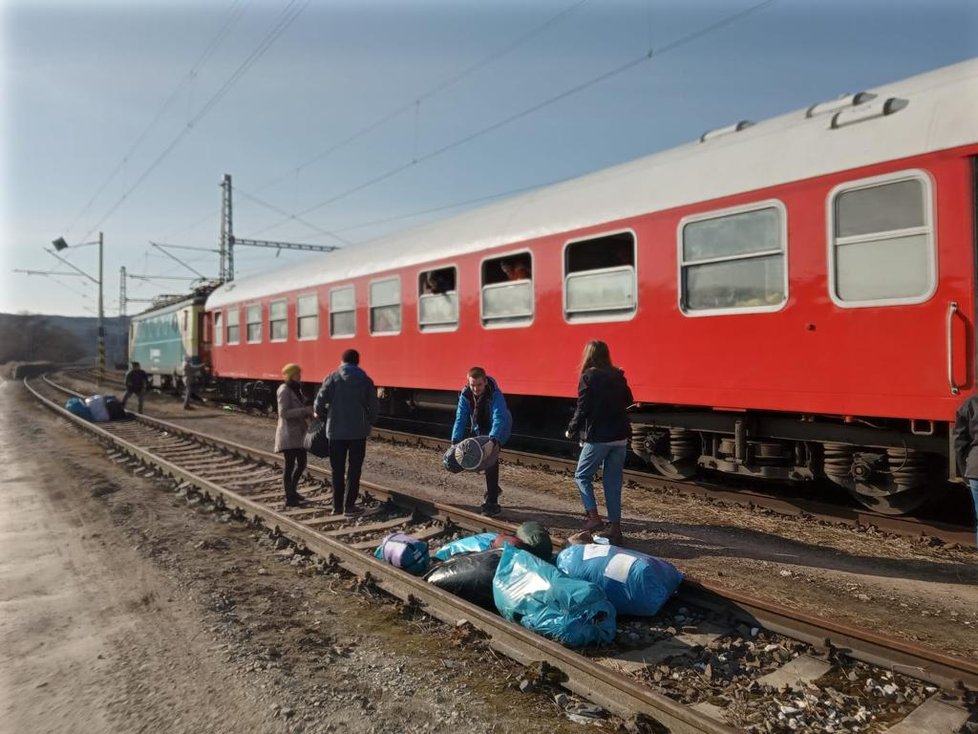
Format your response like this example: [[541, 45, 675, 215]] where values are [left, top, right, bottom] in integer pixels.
[[434, 532, 498, 561], [455, 436, 499, 472], [85, 395, 111, 422], [374, 533, 430, 576], [64, 397, 94, 422], [104, 395, 126, 421], [492, 545, 616, 648], [424, 549, 502, 609], [555, 544, 683, 617]]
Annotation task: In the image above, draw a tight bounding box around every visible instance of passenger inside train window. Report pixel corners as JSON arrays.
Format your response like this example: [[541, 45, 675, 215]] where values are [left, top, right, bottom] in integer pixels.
[[419, 267, 459, 331], [564, 232, 636, 321], [420, 267, 455, 295], [482, 254, 533, 325], [500, 258, 531, 281]]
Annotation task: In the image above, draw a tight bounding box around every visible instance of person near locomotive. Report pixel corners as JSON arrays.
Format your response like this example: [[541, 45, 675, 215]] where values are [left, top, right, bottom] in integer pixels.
[[275, 363, 314, 507], [181, 355, 200, 410], [122, 360, 150, 413], [450, 366, 512, 517], [565, 339, 633, 546], [314, 349, 379, 516], [951, 394, 978, 549]]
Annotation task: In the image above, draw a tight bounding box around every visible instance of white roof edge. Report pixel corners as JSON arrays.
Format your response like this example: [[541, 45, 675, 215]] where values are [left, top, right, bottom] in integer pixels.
[[208, 58, 978, 310]]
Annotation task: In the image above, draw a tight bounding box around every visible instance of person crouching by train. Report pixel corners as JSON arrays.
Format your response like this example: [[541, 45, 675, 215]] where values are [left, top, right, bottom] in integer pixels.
[[122, 360, 149, 413], [276, 363, 314, 507], [565, 340, 633, 546], [951, 394, 978, 549], [451, 366, 513, 517], [314, 349, 379, 516]]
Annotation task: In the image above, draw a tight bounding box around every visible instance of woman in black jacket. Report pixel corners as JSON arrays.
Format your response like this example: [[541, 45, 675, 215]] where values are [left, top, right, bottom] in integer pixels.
[[566, 340, 633, 545]]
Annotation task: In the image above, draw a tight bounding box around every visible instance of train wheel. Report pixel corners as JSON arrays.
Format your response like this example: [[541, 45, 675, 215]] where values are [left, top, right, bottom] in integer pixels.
[[825, 443, 930, 515], [649, 455, 698, 480]]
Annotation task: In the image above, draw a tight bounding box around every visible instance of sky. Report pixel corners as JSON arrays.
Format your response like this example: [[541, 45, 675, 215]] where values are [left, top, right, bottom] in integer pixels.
[[2, 0, 976, 317]]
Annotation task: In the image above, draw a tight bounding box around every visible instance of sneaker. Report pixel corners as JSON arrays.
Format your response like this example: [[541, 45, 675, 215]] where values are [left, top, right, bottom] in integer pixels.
[[343, 506, 364, 517], [480, 503, 502, 518]]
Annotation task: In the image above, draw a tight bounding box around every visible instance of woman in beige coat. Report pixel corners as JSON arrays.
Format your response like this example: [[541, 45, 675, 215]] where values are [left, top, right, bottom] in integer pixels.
[[275, 363, 313, 507]]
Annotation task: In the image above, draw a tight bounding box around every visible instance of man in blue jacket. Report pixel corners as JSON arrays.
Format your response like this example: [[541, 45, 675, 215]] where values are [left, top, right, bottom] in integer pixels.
[[451, 366, 512, 516]]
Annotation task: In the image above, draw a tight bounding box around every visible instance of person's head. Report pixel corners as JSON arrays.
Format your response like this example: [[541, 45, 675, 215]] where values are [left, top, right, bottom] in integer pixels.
[[341, 348, 360, 365], [578, 340, 613, 373], [131, 361, 140, 369], [281, 363, 301, 381], [467, 366, 488, 396], [500, 261, 514, 277]]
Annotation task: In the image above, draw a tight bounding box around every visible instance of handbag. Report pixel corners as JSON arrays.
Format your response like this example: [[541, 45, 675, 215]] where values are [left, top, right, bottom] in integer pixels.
[[304, 419, 330, 458]]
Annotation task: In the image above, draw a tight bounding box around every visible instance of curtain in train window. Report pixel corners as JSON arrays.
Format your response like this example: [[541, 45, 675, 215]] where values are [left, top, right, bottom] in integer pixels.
[[226, 308, 240, 344], [831, 176, 933, 304], [564, 232, 636, 321], [329, 286, 355, 337], [246, 304, 262, 343], [369, 278, 401, 334], [418, 267, 458, 331], [213, 312, 223, 347], [269, 299, 288, 341], [680, 206, 785, 313], [482, 253, 533, 326], [297, 294, 318, 340]]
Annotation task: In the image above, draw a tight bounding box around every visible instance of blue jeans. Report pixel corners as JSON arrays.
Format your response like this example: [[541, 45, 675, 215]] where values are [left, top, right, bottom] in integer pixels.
[[968, 479, 978, 549], [574, 442, 627, 523]]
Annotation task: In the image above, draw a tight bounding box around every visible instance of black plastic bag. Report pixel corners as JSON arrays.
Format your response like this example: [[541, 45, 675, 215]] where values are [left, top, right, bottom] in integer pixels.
[[104, 395, 126, 421], [424, 549, 503, 609], [304, 419, 329, 458]]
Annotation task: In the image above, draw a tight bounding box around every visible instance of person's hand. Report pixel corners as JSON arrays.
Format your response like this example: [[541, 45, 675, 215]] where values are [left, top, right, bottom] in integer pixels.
[[489, 437, 499, 447]]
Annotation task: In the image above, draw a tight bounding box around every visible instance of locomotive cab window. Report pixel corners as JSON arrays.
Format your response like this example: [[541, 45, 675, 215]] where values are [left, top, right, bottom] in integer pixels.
[[296, 294, 318, 340], [679, 202, 786, 315], [246, 304, 262, 343], [564, 232, 636, 321], [418, 267, 458, 331], [329, 286, 355, 338], [369, 277, 401, 335], [829, 172, 934, 306], [269, 299, 287, 342], [226, 308, 239, 345], [481, 253, 533, 326], [213, 311, 223, 347]]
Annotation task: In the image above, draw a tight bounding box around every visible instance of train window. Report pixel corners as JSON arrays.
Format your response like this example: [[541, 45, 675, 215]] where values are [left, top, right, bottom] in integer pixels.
[[418, 267, 458, 331], [246, 304, 262, 343], [481, 253, 533, 326], [297, 294, 318, 340], [829, 173, 934, 305], [679, 203, 786, 314], [564, 232, 636, 321], [369, 277, 401, 335], [226, 308, 239, 345], [329, 286, 355, 338], [213, 312, 223, 347], [269, 299, 288, 342]]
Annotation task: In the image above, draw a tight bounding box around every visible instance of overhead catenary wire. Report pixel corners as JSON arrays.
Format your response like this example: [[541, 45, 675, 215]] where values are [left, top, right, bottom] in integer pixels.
[[248, 0, 779, 239]]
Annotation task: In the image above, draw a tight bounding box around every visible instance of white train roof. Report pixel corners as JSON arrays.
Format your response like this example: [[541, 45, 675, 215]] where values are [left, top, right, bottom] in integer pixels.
[[208, 58, 978, 310]]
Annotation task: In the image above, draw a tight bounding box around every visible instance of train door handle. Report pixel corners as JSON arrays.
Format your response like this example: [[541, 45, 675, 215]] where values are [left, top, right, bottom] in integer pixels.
[[947, 301, 960, 395]]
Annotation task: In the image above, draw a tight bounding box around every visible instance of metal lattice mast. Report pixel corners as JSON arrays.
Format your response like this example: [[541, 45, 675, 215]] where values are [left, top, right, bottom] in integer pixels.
[[119, 266, 127, 316], [220, 173, 233, 282]]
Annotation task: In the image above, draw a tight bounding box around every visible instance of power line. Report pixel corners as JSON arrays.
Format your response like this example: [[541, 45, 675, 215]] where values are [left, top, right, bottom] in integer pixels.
[[79, 0, 309, 244], [248, 0, 779, 238], [234, 187, 350, 245]]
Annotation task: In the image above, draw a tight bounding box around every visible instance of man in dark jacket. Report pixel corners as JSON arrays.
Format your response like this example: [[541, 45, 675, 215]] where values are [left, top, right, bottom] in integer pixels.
[[951, 394, 978, 548], [314, 349, 379, 516], [450, 366, 512, 517], [122, 361, 150, 413]]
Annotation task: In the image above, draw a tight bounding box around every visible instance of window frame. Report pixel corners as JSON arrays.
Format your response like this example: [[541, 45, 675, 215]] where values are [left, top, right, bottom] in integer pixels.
[[417, 264, 460, 333], [213, 310, 223, 347], [245, 302, 262, 344], [329, 285, 356, 339], [677, 199, 789, 318], [826, 169, 936, 309], [226, 307, 240, 345], [479, 249, 535, 329], [296, 292, 319, 341], [269, 298, 288, 342], [368, 276, 402, 336], [561, 228, 638, 324]]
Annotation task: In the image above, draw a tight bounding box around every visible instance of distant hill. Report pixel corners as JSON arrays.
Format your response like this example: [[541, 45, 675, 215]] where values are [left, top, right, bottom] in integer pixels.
[[0, 312, 130, 366]]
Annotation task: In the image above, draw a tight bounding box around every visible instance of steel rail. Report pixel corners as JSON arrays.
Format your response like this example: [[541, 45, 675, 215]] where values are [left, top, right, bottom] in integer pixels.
[[35, 375, 978, 694]]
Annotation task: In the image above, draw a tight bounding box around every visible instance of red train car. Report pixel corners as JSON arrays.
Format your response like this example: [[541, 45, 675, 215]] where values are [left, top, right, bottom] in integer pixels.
[[206, 59, 978, 514]]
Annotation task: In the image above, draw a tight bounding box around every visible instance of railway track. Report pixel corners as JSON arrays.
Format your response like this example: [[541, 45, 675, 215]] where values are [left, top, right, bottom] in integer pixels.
[[28, 374, 977, 733]]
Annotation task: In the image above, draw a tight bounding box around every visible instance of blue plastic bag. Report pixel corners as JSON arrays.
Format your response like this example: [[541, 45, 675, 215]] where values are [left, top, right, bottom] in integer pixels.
[[492, 545, 616, 648], [433, 532, 499, 561], [64, 397, 93, 421], [374, 533, 430, 576], [555, 543, 683, 617]]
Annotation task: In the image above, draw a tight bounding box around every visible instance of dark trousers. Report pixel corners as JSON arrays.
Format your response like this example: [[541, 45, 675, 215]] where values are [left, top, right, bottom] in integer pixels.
[[282, 448, 307, 502], [484, 460, 500, 504], [122, 389, 144, 413], [329, 438, 367, 512]]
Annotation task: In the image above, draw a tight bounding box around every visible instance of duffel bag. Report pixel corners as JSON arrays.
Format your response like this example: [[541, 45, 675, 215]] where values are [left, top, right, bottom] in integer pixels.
[[303, 419, 329, 458], [374, 533, 430, 576], [104, 395, 126, 420]]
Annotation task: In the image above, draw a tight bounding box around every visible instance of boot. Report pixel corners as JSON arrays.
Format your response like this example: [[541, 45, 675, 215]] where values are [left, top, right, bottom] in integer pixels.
[[582, 508, 603, 532]]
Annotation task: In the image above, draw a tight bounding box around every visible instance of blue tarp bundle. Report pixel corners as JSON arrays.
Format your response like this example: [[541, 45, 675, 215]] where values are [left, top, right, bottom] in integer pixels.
[[64, 397, 93, 422], [374, 533, 431, 576], [555, 543, 683, 617], [433, 532, 498, 561]]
